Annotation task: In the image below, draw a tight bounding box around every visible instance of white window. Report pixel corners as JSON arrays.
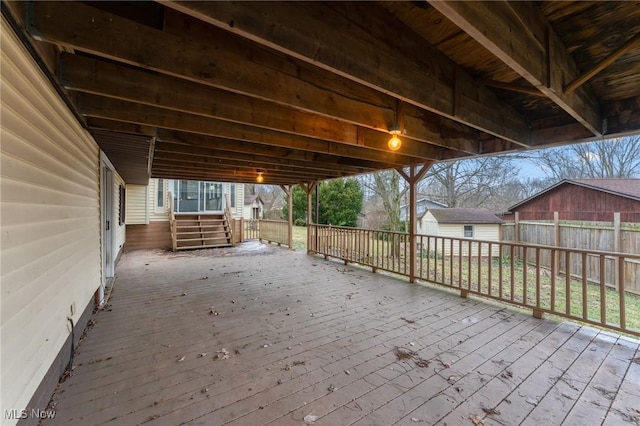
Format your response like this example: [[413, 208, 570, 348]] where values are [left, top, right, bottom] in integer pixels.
[[156, 179, 164, 209], [464, 225, 473, 238]]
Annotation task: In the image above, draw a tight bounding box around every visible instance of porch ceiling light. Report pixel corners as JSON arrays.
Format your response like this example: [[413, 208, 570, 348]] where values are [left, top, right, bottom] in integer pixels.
[[256, 171, 264, 183], [388, 125, 402, 151]]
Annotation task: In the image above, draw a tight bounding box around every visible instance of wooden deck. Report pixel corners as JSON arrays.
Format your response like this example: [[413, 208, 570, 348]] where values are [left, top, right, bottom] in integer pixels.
[[45, 243, 640, 426]]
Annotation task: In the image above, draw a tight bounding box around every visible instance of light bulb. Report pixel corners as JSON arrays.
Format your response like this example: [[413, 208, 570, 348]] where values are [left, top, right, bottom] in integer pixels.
[[256, 172, 264, 183], [388, 134, 402, 151]]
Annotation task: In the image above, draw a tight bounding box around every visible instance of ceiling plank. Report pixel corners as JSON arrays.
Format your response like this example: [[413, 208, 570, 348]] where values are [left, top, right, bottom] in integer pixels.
[[162, 1, 531, 145], [429, 0, 602, 137]]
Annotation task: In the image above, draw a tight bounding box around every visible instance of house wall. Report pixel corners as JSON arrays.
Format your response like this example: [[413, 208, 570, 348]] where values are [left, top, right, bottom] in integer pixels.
[[1, 22, 102, 424], [125, 184, 149, 225], [512, 184, 640, 222], [148, 178, 169, 222]]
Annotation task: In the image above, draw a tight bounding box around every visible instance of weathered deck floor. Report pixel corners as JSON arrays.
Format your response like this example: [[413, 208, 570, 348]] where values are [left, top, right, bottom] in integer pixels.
[[45, 243, 640, 426]]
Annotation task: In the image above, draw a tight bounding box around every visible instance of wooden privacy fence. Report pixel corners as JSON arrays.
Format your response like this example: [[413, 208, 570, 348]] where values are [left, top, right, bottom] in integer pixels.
[[502, 217, 640, 295], [309, 224, 640, 337], [239, 219, 290, 247]]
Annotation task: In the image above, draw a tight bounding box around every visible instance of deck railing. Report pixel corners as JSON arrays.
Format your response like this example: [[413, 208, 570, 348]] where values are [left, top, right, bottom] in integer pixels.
[[309, 224, 640, 337], [224, 193, 234, 245], [242, 219, 290, 247], [258, 220, 290, 247]]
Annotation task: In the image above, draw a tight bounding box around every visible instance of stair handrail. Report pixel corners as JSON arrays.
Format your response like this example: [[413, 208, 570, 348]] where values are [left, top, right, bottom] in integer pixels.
[[224, 192, 234, 245], [168, 191, 177, 251]]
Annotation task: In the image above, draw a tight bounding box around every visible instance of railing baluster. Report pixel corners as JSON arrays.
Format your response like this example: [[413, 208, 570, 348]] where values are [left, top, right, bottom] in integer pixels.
[[510, 245, 515, 302], [582, 252, 588, 320], [523, 246, 528, 305], [550, 248, 556, 312], [619, 256, 626, 330], [488, 242, 492, 296], [599, 254, 606, 326], [565, 251, 571, 317]]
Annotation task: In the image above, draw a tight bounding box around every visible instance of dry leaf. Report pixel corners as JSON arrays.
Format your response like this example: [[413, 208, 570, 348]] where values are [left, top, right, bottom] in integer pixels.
[[177, 356, 185, 362], [304, 413, 318, 424], [469, 414, 484, 425], [482, 407, 500, 416]]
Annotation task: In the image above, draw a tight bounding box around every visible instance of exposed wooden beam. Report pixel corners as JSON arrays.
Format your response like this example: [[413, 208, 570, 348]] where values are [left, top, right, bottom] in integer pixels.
[[481, 80, 545, 97], [430, 1, 602, 137], [60, 53, 486, 155], [152, 159, 338, 180], [156, 130, 395, 171], [153, 144, 373, 175], [77, 94, 448, 165], [565, 33, 640, 95], [162, 1, 531, 145]]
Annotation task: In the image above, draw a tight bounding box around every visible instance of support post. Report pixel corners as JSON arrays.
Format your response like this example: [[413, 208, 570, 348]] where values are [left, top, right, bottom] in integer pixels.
[[514, 211, 520, 259], [299, 181, 317, 253], [280, 184, 294, 249], [397, 163, 432, 283]]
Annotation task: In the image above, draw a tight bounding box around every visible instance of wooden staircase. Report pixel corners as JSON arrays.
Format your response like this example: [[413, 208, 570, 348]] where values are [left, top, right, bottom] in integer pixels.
[[172, 214, 233, 250]]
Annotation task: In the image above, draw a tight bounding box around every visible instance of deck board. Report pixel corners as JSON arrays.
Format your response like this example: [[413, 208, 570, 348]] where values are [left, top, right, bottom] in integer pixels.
[[44, 244, 640, 426]]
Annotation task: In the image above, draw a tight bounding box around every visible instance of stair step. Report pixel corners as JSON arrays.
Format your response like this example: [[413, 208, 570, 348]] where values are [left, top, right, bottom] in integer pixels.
[[176, 231, 230, 236], [177, 237, 231, 243], [176, 244, 233, 250], [176, 225, 228, 230]]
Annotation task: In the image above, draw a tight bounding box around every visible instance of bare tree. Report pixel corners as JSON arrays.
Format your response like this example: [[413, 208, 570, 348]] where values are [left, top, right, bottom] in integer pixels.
[[532, 136, 640, 180], [363, 170, 406, 232], [419, 155, 520, 211]]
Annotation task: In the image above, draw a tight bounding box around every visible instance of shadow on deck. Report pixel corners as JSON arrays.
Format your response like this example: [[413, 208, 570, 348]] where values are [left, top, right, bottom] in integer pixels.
[[45, 242, 640, 425]]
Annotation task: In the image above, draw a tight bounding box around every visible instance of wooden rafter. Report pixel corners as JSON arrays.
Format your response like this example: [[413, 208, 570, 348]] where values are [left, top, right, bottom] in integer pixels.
[[430, 1, 602, 137]]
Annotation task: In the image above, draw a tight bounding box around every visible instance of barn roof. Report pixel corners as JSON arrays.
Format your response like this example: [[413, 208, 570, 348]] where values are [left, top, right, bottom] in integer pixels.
[[427, 208, 504, 224], [509, 178, 640, 211]]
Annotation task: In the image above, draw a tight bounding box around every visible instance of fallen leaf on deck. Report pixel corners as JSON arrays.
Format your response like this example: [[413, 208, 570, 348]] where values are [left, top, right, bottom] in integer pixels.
[[469, 414, 484, 425], [482, 407, 500, 416], [199, 353, 207, 358], [411, 418, 422, 422], [216, 348, 229, 360], [632, 356, 640, 365], [328, 384, 336, 392], [177, 356, 185, 362], [304, 413, 318, 424]]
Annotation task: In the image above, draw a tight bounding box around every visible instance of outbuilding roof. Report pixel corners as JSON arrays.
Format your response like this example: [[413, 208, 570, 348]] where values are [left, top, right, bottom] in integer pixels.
[[427, 208, 504, 224]]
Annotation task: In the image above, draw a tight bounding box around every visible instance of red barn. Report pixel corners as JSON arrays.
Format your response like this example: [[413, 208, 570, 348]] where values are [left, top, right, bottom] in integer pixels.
[[505, 179, 640, 222]]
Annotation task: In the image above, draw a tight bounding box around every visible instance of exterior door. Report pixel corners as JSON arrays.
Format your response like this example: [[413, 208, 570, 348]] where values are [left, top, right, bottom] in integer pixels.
[[100, 162, 115, 303]]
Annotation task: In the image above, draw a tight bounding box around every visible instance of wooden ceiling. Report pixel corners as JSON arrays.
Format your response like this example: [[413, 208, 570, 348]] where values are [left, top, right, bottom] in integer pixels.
[[3, 1, 640, 185]]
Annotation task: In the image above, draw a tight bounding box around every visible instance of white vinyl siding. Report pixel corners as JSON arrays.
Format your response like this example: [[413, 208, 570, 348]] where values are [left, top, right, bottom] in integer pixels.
[[1, 21, 101, 422], [227, 183, 244, 218], [125, 184, 149, 225], [434, 224, 501, 256], [148, 179, 169, 221]]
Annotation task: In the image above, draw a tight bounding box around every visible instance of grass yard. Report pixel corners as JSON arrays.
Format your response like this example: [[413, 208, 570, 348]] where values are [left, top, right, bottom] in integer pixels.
[[291, 225, 308, 250]]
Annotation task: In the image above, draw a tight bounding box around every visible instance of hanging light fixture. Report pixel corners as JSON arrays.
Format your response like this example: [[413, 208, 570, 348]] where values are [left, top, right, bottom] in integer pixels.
[[388, 99, 403, 151], [256, 171, 264, 183], [388, 125, 402, 151]]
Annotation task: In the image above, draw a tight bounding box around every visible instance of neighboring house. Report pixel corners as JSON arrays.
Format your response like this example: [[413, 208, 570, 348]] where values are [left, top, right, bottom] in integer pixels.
[[419, 208, 504, 256], [400, 198, 446, 221], [244, 194, 265, 220], [505, 179, 640, 222], [125, 179, 245, 250]]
